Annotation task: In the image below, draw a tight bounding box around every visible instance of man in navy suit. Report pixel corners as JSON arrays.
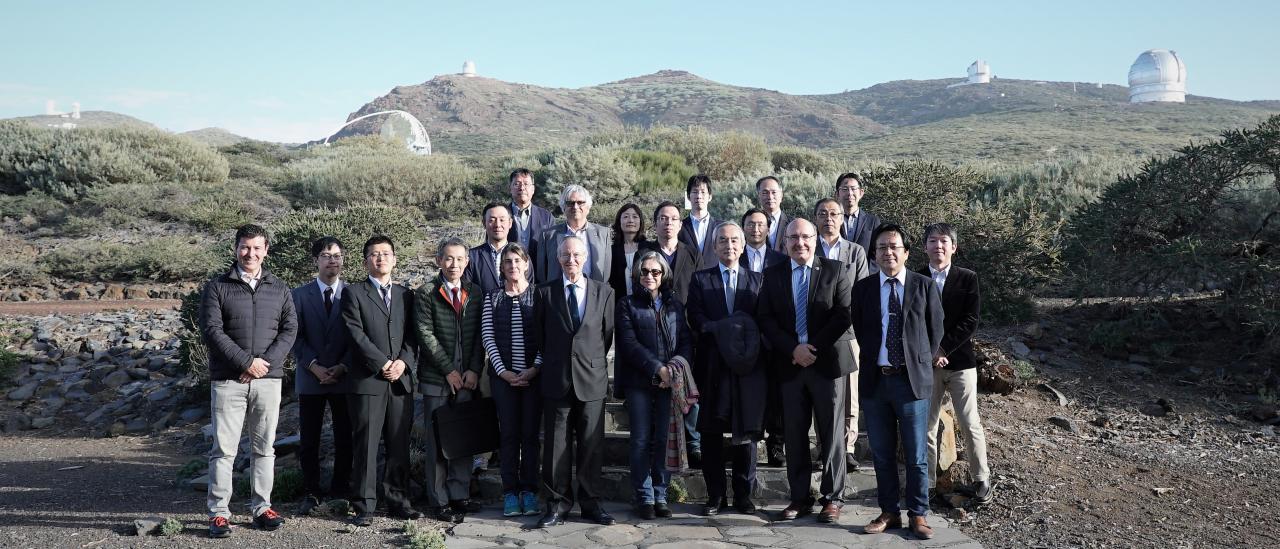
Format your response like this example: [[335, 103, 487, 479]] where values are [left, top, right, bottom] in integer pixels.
[[678, 174, 721, 270], [739, 208, 788, 466], [851, 223, 943, 540], [290, 236, 354, 516], [835, 173, 882, 275], [467, 202, 531, 293], [507, 168, 555, 254]]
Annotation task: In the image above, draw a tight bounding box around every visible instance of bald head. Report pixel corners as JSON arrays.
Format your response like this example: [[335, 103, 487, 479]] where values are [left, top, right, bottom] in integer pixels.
[[784, 218, 817, 263]]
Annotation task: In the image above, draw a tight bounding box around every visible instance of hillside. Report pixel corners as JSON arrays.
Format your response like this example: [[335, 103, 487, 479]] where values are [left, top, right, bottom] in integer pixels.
[[180, 127, 249, 147], [9, 110, 157, 130]]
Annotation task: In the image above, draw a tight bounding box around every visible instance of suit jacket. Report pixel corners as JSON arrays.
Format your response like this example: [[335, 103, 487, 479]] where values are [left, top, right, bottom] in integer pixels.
[[464, 242, 531, 294], [687, 265, 767, 434], [507, 202, 555, 250], [679, 215, 722, 270], [757, 257, 854, 380], [851, 271, 944, 400], [532, 222, 612, 284], [341, 279, 417, 396], [614, 291, 693, 397], [531, 277, 615, 402], [639, 240, 699, 305], [607, 240, 644, 299], [819, 236, 871, 284], [738, 245, 788, 274], [768, 211, 792, 253], [843, 209, 882, 274], [291, 281, 354, 395], [917, 265, 981, 371]]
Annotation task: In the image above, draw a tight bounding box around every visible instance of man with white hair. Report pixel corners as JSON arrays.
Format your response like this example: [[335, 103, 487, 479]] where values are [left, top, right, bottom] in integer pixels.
[[532, 184, 612, 284]]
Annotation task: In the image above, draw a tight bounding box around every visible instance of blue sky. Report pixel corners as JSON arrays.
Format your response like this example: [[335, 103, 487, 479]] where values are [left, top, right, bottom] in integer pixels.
[[2, 0, 1276, 142]]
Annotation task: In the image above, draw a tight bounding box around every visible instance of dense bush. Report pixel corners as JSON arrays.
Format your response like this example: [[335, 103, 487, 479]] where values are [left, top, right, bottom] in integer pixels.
[[770, 146, 838, 175], [39, 236, 222, 282], [620, 150, 697, 195], [219, 140, 302, 184], [634, 126, 771, 181], [268, 204, 423, 286], [544, 146, 638, 212], [278, 137, 475, 217], [0, 121, 229, 200], [708, 169, 843, 222], [64, 180, 290, 234], [973, 153, 1138, 222]]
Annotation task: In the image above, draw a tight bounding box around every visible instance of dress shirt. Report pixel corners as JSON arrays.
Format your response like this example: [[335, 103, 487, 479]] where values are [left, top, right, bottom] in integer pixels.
[[562, 275, 587, 321], [745, 245, 768, 273], [767, 211, 782, 247], [369, 276, 393, 307], [316, 278, 343, 301], [690, 212, 711, 252], [820, 237, 842, 261], [236, 265, 261, 290], [929, 264, 950, 293], [790, 257, 815, 344], [565, 224, 592, 278], [876, 269, 910, 367], [511, 202, 532, 245]]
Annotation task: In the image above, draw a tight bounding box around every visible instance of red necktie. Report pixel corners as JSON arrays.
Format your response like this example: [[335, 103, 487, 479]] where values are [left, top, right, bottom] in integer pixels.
[[451, 287, 463, 316]]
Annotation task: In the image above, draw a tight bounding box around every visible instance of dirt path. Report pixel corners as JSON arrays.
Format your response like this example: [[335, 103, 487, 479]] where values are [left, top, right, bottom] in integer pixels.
[[0, 300, 181, 317]]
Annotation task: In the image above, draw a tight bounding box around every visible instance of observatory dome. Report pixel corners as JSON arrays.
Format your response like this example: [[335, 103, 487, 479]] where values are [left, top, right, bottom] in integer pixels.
[[1128, 49, 1186, 103], [462, 60, 477, 77]]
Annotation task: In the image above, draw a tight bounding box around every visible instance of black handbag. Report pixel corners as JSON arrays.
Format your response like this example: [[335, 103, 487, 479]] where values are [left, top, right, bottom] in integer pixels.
[[432, 395, 501, 460]]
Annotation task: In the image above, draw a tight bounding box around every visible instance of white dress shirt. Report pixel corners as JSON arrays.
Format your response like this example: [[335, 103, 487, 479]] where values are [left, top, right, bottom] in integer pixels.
[[929, 264, 950, 294], [876, 269, 910, 367], [690, 213, 711, 252], [316, 278, 343, 301], [563, 276, 587, 321], [745, 244, 768, 273]]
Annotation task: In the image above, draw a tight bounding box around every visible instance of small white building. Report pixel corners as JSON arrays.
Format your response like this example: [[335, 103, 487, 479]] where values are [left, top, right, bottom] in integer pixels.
[[947, 60, 992, 88], [462, 60, 477, 77], [1128, 49, 1186, 103]]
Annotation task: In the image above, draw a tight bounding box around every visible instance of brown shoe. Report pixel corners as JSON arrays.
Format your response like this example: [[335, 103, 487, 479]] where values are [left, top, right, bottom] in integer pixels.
[[780, 502, 812, 520], [910, 516, 934, 540], [863, 512, 902, 534], [816, 502, 842, 523]]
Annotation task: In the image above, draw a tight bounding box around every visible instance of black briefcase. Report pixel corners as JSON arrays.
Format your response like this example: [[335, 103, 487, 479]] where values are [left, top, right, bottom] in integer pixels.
[[432, 395, 500, 460]]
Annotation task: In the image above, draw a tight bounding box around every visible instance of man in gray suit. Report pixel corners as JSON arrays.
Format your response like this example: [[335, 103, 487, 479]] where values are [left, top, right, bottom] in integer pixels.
[[291, 236, 354, 516], [507, 168, 555, 252], [342, 235, 420, 525], [532, 185, 611, 284], [814, 198, 871, 470], [835, 173, 882, 275], [851, 223, 943, 540], [755, 176, 791, 253], [532, 236, 616, 528]]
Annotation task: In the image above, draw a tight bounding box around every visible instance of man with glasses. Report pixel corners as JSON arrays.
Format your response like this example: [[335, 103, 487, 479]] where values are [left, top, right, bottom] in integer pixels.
[[835, 173, 882, 274], [757, 219, 854, 523], [507, 169, 554, 255], [755, 176, 790, 253], [678, 174, 722, 269], [532, 185, 611, 284], [290, 236, 354, 516], [851, 224, 943, 540]]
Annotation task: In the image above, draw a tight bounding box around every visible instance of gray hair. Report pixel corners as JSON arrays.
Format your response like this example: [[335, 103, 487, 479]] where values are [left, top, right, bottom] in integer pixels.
[[435, 236, 468, 259], [923, 222, 959, 247], [558, 184, 593, 211], [558, 235, 586, 255], [714, 221, 744, 240], [630, 249, 672, 295]]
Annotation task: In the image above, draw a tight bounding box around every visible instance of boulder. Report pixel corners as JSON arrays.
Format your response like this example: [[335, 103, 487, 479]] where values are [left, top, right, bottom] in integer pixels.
[[4, 414, 32, 432], [133, 517, 163, 536], [938, 408, 958, 472], [7, 381, 38, 401], [102, 369, 131, 389]]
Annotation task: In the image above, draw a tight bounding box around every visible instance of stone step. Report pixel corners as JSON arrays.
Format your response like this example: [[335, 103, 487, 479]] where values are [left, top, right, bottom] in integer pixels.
[[472, 465, 879, 504], [599, 431, 873, 468]]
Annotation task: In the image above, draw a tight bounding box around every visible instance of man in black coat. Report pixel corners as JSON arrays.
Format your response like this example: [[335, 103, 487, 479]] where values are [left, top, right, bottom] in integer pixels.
[[835, 172, 882, 275], [531, 236, 617, 528], [466, 202, 528, 293], [506, 168, 555, 253], [851, 224, 943, 540], [757, 218, 854, 523], [678, 174, 722, 270], [687, 222, 767, 516], [341, 235, 420, 525], [740, 207, 790, 467]]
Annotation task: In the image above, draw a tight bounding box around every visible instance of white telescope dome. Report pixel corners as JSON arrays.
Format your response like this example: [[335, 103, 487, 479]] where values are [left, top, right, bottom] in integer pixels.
[[1128, 49, 1186, 103]]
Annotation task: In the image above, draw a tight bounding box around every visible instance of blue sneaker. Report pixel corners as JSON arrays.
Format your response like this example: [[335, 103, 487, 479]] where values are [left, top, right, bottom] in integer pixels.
[[520, 491, 540, 516], [503, 492, 521, 517]]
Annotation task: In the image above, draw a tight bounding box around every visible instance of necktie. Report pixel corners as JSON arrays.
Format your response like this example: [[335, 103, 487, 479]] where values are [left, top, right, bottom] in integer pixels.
[[451, 287, 463, 316], [887, 279, 906, 368], [845, 215, 856, 241], [324, 287, 333, 314], [793, 265, 808, 342], [380, 286, 390, 310], [723, 269, 735, 313], [567, 283, 581, 331]]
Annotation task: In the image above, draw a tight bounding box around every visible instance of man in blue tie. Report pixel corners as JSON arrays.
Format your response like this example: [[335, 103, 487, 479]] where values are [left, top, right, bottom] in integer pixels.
[[850, 224, 944, 540], [757, 218, 854, 523]]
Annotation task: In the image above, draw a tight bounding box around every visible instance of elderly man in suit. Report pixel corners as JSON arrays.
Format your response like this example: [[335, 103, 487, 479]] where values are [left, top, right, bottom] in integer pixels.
[[532, 236, 617, 528], [814, 198, 872, 471], [507, 168, 555, 252], [755, 176, 791, 253], [532, 185, 611, 284], [687, 222, 768, 516], [835, 173, 882, 275], [291, 236, 354, 516], [678, 174, 721, 269], [758, 218, 854, 523], [851, 223, 944, 540], [342, 235, 420, 526], [918, 223, 991, 504], [739, 207, 788, 466]]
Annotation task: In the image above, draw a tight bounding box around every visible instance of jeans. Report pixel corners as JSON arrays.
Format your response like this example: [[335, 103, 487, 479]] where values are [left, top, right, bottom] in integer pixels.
[[625, 386, 672, 504], [684, 402, 701, 452], [208, 379, 281, 518], [491, 373, 542, 493], [863, 372, 929, 517]]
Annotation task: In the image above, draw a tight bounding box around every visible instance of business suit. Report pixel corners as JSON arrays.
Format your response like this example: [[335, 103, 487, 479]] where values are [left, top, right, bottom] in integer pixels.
[[851, 270, 943, 518], [532, 222, 612, 284], [532, 276, 615, 516], [918, 265, 989, 489], [291, 280, 354, 500], [757, 257, 854, 506], [464, 242, 532, 294], [843, 209, 882, 274], [639, 240, 699, 306], [508, 202, 555, 251], [818, 236, 871, 456], [341, 278, 417, 516], [679, 215, 721, 270], [687, 265, 767, 504], [739, 243, 788, 455], [767, 211, 792, 253]]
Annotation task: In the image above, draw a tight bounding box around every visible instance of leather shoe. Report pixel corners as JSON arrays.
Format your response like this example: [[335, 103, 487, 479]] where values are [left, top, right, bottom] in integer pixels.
[[635, 503, 655, 520], [845, 452, 859, 473], [972, 481, 993, 504], [817, 501, 842, 523], [582, 508, 615, 526], [297, 494, 320, 516], [688, 449, 703, 468], [389, 506, 422, 520], [431, 506, 458, 523], [767, 443, 785, 467], [910, 516, 934, 540], [654, 502, 672, 518], [734, 497, 757, 514], [536, 508, 566, 528], [780, 501, 812, 520], [350, 513, 373, 527], [863, 512, 902, 534], [702, 496, 727, 516]]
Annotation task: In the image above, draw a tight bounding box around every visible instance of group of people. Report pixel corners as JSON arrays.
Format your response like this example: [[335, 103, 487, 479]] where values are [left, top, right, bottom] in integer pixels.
[[198, 168, 992, 541]]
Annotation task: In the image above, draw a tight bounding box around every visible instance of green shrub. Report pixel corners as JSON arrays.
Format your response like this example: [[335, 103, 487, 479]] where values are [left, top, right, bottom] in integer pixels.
[[158, 517, 183, 537], [770, 146, 838, 175], [39, 236, 222, 282], [0, 121, 228, 200], [634, 126, 771, 181], [279, 136, 475, 217], [0, 191, 67, 229], [972, 153, 1138, 222], [268, 204, 423, 286], [708, 169, 841, 222], [403, 521, 446, 549], [175, 458, 206, 481], [544, 146, 639, 210], [0, 257, 48, 286], [0, 349, 22, 387], [620, 150, 697, 195], [220, 140, 302, 184]]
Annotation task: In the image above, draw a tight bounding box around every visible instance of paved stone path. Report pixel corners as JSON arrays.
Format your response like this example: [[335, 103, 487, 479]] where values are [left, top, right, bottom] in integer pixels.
[[444, 499, 981, 548]]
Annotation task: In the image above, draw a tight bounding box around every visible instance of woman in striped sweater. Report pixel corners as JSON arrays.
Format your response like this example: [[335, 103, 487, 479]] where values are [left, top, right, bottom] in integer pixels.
[[481, 242, 543, 517]]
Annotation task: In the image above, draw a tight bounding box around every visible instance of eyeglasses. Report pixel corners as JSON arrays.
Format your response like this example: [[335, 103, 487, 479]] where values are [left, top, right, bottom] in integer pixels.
[[836, 185, 862, 193], [785, 234, 816, 241], [367, 252, 395, 259], [564, 200, 588, 208], [876, 245, 906, 253], [319, 253, 343, 261], [639, 268, 664, 277]]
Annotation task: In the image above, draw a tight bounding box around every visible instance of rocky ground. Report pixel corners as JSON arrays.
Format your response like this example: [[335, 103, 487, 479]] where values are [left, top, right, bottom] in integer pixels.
[[1, 298, 1278, 548]]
